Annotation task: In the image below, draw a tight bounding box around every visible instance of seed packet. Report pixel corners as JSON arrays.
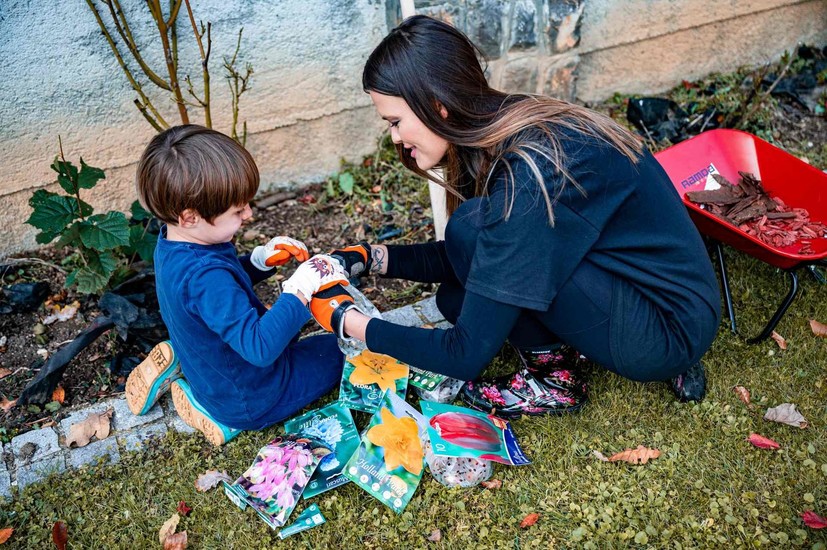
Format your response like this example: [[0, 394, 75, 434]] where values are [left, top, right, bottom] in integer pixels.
[[339, 349, 409, 413], [229, 434, 327, 529], [413, 376, 466, 403], [277, 503, 326, 539], [420, 401, 530, 466], [423, 440, 493, 488], [408, 366, 447, 390], [284, 402, 360, 498], [343, 391, 428, 513]]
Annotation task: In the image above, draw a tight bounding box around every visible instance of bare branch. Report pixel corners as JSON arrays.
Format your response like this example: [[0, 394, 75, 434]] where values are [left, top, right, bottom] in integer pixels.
[[106, 0, 171, 91], [184, 0, 211, 127], [86, 0, 169, 128]]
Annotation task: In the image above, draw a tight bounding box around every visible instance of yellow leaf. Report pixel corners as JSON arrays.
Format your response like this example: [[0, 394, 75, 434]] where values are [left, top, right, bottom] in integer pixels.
[[158, 514, 180, 546], [0, 369, 11, 380], [65, 409, 112, 448], [349, 350, 408, 393], [366, 407, 423, 475], [0, 527, 13, 544], [608, 445, 661, 464], [733, 385, 751, 405]]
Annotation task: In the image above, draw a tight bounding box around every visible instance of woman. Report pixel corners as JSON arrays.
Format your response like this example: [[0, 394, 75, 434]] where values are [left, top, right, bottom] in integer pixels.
[[314, 15, 721, 417]]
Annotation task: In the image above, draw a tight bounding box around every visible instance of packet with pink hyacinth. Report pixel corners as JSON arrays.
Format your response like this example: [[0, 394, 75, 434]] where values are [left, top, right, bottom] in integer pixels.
[[228, 434, 330, 529]]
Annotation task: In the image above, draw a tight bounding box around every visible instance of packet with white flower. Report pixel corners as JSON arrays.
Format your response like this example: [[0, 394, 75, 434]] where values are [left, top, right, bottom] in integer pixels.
[[284, 402, 360, 498]]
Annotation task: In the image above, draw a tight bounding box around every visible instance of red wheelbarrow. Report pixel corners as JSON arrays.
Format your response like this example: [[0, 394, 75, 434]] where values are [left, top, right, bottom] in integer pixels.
[[655, 129, 827, 343]]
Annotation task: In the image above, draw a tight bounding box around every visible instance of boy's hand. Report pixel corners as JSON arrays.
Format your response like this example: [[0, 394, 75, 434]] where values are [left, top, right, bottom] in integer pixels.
[[282, 255, 348, 302], [330, 241, 372, 278], [250, 236, 310, 270], [310, 284, 357, 338]]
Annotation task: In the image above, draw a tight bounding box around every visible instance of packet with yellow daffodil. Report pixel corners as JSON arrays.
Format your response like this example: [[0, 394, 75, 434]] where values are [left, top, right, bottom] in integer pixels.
[[343, 390, 428, 513], [339, 349, 409, 413]]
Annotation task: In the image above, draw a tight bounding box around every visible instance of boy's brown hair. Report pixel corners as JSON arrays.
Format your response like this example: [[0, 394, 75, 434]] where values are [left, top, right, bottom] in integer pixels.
[[136, 125, 259, 224]]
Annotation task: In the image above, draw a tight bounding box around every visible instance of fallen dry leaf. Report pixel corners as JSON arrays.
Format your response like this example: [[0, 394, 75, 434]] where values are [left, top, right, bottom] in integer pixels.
[[52, 386, 65, 404], [764, 403, 808, 429], [177, 501, 192, 517], [427, 529, 442, 542], [801, 510, 827, 529], [42, 300, 80, 325], [770, 331, 787, 349], [480, 479, 502, 490], [0, 368, 11, 380], [65, 409, 112, 448], [0, 528, 12, 544], [52, 521, 68, 550], [194, 470, 232, 492], [733, 385, 751, 405], [747, 433, 780, 450], [608, 445, 661, 464], [158, 514, 180, 546], [592, 450, 609, 462], [163, 531, 188, 549], [520, 512, 540, 528], [810, 319, 827, 337], [0, 397, 16, 412]]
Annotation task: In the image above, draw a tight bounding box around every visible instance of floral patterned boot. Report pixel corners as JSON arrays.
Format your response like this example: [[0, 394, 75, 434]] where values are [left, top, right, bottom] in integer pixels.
[[460, 344, 588, 418]]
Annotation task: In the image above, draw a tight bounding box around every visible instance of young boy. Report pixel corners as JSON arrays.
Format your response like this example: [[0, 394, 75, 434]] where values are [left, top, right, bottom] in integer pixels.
[[127, 124, 348, 445]]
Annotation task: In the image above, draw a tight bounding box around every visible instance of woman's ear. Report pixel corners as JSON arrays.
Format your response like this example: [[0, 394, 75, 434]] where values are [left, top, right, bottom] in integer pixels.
[[178, 208, 201, 228], [436, 101, 449, 119]]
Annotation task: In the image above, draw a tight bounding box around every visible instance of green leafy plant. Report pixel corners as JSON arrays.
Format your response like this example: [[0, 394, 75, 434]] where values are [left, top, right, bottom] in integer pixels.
[[25, 145, 157, 294]]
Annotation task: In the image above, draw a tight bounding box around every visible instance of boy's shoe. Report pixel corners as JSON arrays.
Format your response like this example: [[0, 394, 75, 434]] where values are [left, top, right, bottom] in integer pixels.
[[126, 341, 182, 416], [170, 379, 242, 446], [669, 362, 707, 402]]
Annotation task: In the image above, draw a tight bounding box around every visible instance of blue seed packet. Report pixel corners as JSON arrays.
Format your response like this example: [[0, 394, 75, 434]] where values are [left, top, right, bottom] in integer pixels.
[[284, 402, 360, 498]]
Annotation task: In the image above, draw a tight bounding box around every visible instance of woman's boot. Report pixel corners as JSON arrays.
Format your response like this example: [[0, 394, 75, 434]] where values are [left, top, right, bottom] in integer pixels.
[[460, 344, 588, 418], [669, 361, 706, 402]]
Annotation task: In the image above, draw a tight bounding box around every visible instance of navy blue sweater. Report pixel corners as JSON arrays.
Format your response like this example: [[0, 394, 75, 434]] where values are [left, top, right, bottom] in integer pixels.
[[154, 228, 310, 428]]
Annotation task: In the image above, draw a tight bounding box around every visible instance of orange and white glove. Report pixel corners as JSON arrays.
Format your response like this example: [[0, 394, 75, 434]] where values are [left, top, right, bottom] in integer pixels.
[[310, 284, 358, 339], [282, 255, 348, 302], [250, 236, 309, 270]]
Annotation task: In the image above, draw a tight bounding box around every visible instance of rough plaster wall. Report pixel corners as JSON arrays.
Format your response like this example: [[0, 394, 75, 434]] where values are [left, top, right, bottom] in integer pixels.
[[0, 0, 388, 255], [576, 0, 827, 102]]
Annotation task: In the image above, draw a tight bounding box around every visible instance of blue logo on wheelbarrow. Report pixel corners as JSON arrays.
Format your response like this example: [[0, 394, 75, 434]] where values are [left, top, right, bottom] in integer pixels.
[[680, 163, 719, 190]]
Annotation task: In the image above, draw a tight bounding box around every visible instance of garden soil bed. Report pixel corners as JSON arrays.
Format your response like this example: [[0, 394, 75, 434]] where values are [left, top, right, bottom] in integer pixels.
[[2, 65, 825, 440]]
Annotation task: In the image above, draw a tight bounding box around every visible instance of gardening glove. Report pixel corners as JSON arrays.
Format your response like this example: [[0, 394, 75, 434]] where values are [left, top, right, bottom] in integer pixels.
[[310, 283, 360, 339], [330, 241, 372, 279], [282, 254, 348, 302], [250, 236, 310, 270]]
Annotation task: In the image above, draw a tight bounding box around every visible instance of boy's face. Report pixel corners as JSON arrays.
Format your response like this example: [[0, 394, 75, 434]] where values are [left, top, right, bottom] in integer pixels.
[[180, 203, 253, 245]]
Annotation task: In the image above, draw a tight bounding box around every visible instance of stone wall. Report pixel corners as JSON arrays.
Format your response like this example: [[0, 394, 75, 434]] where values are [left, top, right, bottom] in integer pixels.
[[1, 0, 826, 256], [388, 0, 827, 101]]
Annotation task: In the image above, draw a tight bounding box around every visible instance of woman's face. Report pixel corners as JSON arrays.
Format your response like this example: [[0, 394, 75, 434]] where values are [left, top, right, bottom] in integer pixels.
[[369, 91, 449, 171]]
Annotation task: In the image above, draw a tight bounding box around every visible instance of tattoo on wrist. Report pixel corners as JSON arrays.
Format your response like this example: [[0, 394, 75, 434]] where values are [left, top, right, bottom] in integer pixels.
[[370, 247, 385, 274]]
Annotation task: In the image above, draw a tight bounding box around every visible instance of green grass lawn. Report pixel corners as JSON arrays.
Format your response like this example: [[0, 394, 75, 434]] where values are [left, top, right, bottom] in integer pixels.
[[1, 248, 826, 549]]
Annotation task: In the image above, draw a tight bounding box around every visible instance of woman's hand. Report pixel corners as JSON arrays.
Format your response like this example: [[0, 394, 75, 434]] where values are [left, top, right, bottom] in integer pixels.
[[282, 255, 348, 302], [250, 236, 309, 270], [330, 242, 390, 277], [329, 241, 372, 278]]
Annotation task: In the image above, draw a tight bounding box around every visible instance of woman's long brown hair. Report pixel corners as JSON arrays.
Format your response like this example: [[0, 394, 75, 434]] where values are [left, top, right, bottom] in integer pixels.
[[363, 15, 643, 225]]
